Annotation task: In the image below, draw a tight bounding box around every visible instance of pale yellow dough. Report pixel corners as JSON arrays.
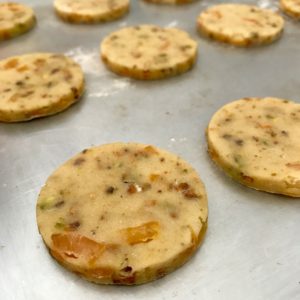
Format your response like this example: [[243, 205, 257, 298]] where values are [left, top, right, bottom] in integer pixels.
[[0, 2, 36, 40], [280, 0, 300, 19], [100, 24, 198, 80], [207, 97, 300, 197], [54, 0, 129, 23], [197, 4, 284, 47], [0, 53, 84, 122], [37, 143, 208, 285]]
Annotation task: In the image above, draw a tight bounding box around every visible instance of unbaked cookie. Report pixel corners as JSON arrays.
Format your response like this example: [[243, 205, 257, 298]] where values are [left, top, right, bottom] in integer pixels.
[[0, 53, 84, 122], [37, 143, 208, 284], [280, 0, 300, 20], [100, 25, 198, 80], [197, 4, 284, 47], [0, 2, 36, 41], [207, 97, 300, 197], [54, 0, 129, 23]]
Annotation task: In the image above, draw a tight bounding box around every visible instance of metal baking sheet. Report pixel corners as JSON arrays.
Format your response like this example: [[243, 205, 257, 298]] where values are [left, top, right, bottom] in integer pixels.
[[1, 0, 300, 299]]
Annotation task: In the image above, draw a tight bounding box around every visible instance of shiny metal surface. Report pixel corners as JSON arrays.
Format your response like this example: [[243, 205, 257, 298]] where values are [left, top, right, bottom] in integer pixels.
[[1, 0, 300, 299]]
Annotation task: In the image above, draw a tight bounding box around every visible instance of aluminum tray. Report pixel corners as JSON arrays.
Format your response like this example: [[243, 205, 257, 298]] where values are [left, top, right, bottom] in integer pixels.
[[0, 0, 300, 299]]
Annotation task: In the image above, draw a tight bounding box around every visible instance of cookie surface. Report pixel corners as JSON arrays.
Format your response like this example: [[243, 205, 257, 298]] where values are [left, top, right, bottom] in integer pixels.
[[197, 4, 284, 47], [280, 0, 300, 19], [54, 0, 129, 23], [100, 25, 197, 80], [0, 2, 36, 41], [207, 97, 300, 197], [0, 53, 84, 122], [36, 143, 208, 285]]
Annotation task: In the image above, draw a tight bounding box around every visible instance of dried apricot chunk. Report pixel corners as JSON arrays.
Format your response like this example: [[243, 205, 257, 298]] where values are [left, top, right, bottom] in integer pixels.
[[51, 233, 106, 263], [123, 221, 159, 245]]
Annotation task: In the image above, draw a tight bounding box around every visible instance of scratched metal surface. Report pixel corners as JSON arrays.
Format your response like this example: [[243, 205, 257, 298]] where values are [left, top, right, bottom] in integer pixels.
[[0, 0, 300, 299]]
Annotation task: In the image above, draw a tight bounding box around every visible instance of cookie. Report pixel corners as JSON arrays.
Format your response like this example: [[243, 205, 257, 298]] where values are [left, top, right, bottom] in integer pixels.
[[0, 2, 36, 41], [0, 53, 84, 122], [207, 97, 300, 197], [143, 0, 195, 4], [100, 25, 197, 80], [36, 143, 208, 285], [280, 0, 300, 19], [54, 0, 129, 23], [197, 4, 284, 47]]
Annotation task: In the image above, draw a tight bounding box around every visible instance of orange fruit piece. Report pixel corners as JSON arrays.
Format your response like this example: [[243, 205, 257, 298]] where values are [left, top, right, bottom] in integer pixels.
[[51, 233, 106, 263], [124, 222, 160, 245]]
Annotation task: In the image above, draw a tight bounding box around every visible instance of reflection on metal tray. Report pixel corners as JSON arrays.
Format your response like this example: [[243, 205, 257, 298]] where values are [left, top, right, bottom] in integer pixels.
[[0, 0, 299, 299]]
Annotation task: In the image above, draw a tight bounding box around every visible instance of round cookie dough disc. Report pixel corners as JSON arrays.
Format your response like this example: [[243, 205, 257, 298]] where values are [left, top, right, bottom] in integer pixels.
[[54, 0, 130, 23], [36, 143, 208, 285], [0, 2, 36, 41], [100, 24, 198, 80], [0, 53, 84, 122], [207, 97, 300, 197], [280, 0, 300, 19], [197, 4, 284, 47], [143, 0, 195, 5]]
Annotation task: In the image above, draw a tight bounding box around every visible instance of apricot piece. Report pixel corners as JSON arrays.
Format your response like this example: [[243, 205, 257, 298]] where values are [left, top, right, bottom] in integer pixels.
[[124, 221, 159, 245], [51, 233, 106, 263]]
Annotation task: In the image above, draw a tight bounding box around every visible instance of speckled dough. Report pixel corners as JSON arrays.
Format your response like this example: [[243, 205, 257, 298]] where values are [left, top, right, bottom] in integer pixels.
[[54, 0, 129, 23], [197, 4, 284, 47], [280, 0, 300, 19], [100, 25, 198, 80], [0, 53, 84, 122], [207, 97, 300, 197], [0, 2, 36, 40], [36, 143, 208, 285], [143, 0, 195, 5]]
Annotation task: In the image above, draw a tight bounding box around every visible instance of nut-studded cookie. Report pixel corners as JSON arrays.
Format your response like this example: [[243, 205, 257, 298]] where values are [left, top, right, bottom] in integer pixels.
[[0, 2, 36, 41], [37, 143, 208, 285], [54, 0, 129, 23], [100, 25, 198, 80], [0, 53, 84, 122], [197, 4, 284, 47], [280, 0, 300, 20], [207, 97, 300, 197]]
